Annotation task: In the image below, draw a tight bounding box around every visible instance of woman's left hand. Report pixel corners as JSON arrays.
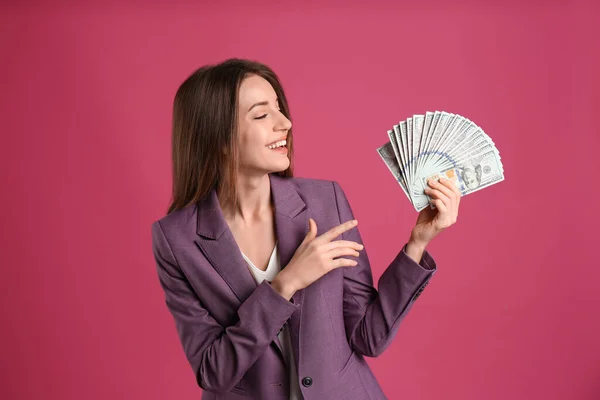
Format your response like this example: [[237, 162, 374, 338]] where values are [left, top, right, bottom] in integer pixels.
[[409, 177, 461, 247]]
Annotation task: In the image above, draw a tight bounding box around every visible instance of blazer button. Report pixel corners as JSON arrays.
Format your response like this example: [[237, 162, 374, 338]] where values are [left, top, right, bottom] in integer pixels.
[[301, 377, 313, 387]]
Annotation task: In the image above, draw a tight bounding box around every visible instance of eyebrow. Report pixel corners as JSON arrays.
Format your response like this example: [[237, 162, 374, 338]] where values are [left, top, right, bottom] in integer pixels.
[[248, 98, 279, 112]]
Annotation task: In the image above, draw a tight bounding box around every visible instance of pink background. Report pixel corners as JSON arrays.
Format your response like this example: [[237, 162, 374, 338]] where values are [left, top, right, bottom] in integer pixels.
[[1, 0, 599, 399]]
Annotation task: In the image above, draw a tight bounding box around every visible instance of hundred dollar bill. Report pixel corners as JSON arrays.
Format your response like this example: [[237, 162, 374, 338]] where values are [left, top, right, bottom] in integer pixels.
[[415, 111, 454, 186], [422, 149, 505, 208], [376, 142, 412, 202], [406, 117, 414, 186], [387, 128, 413, 203], [398, 120, 410, 185], [412, 114, 425, 179]]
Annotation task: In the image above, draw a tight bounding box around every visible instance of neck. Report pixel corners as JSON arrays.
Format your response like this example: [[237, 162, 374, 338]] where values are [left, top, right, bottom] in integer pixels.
[[220, 173, 272, 223]]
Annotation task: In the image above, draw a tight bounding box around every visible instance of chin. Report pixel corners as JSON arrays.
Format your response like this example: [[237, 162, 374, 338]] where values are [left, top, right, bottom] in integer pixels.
[[269, 159, 290, 173]]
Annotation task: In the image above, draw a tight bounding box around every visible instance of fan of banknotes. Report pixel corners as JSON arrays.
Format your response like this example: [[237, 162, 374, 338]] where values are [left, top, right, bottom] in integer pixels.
[[377, 111, 504, 212]]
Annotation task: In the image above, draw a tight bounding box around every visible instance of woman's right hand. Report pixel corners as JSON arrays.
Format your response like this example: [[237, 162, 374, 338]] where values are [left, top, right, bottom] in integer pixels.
[[271, 218, 363, 300]]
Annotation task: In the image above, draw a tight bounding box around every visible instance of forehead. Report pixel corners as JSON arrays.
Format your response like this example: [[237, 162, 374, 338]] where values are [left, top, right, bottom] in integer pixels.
[[238, 75, 277, 106]]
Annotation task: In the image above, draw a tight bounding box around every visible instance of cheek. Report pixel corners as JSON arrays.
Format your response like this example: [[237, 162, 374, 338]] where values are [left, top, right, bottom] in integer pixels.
[[240, 134, 264, 154], [238, 126, 257, 149], [238, 130, 267, 162]]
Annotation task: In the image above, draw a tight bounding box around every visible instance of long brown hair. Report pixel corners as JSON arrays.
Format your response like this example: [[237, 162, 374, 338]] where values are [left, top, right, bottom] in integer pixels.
[[167, 58, 294, 215]]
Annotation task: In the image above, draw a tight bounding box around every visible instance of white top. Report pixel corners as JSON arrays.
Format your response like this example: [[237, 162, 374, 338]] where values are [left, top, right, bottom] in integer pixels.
[[241, 242, 304, 400]]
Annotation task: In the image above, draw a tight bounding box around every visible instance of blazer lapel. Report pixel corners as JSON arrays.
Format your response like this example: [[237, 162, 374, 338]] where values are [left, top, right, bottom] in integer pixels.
[[269, 174, 308, 369], [193, 174, 308, 365], [194, 189, 258, 304]]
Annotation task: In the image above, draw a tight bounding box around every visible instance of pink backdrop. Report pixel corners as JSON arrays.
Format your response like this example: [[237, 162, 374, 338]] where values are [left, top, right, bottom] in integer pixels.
[[2, 1, 599, 399]]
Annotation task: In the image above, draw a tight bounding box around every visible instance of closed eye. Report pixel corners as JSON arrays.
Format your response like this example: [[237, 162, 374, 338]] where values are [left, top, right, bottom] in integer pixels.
[[254, 106, 283, 120]]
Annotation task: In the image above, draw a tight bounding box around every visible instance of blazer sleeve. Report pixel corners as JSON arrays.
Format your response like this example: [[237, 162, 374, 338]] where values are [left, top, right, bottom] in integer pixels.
[[151, 220, 299, 393], [332, 181, 437, 358]]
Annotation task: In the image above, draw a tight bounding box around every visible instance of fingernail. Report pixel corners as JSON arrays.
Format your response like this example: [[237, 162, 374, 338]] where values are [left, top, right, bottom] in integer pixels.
[[352, 219, 358, 225]]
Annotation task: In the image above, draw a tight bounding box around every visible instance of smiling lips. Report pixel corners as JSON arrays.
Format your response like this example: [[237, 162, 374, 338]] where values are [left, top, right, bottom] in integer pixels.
[[266, 139, 287, 149]]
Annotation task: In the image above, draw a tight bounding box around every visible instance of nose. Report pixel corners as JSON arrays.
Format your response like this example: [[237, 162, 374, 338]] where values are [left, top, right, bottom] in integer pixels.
[[275, 110, 292, 132]]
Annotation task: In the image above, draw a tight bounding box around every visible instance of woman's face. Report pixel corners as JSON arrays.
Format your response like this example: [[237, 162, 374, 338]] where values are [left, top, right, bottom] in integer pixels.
[[236, 74, 292, 176]]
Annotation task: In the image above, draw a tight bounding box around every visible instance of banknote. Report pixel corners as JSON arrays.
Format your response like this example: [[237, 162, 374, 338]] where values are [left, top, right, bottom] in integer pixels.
[[421, 149, 504, 208], [387, 128, 413, 203], [376, 142, 412, 202], [377, 111, 504, 211]]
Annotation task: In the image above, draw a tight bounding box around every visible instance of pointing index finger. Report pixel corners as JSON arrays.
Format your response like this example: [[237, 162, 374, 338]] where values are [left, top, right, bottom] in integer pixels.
[[318, 219, 358, 243]]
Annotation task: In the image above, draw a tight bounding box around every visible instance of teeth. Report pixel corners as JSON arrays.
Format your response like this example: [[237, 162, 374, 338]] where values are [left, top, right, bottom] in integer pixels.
[[267, 140, 287, 149]]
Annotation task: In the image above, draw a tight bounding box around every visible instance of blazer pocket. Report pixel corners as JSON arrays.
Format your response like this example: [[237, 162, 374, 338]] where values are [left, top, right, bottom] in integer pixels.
[[230, 384, 248, 396], [322, 352, 370, 400], [337, 351, 359, 381]]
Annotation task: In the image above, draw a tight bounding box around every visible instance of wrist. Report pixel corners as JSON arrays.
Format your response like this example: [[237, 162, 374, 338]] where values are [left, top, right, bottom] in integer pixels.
[[271, 274, 297, 301], [405, 238, 428, 263], [407, 234, 429, 251]]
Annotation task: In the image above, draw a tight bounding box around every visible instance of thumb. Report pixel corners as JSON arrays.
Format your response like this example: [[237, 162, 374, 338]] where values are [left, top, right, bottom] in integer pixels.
[[304, 218, 318, 242]]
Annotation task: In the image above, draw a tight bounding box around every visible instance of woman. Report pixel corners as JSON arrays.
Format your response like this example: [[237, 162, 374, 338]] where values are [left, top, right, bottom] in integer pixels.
[[151, 58, 461, 400]]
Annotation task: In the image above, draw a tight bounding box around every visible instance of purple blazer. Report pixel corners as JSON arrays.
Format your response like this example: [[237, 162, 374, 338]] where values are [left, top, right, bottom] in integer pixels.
[[151, 174, 437, 400]]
